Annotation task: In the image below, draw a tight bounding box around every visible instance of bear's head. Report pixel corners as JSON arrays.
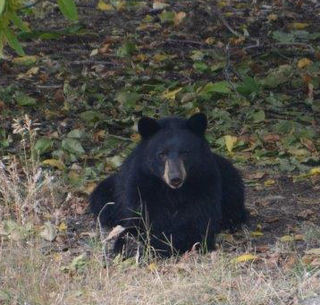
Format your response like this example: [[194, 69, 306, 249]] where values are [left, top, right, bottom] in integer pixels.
[[138, 113, 209, 189]]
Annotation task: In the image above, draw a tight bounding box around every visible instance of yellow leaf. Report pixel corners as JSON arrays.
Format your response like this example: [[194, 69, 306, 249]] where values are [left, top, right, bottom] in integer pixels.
[[58, 222, 67, 232], [224, 135, 237, 153], [162, 87, 182, 100], [42, 159, 65, 170], [251, 231, 264, 237], [288, 23, 309, 30], [147, 262, 158, 272], [153, 1, 169, 10], [153, 53, 169, 62], [25, 67, 39, 77], [174, 11, 186, 26], [294, 234, 304, 241], [305, 248, 320, 256], [280, 235, 294, 242], [264, 179, 275, 187], [297, 58, 312, 69], [130, 133, 141, 143], [205, 37, 215, 45], [97, 0, 113, 11], [231, 254, 257, 263], [310, 167, 320, 175], [135, 54, 148, 62], [267, 14, 278, 21], [12, 55, 37, 66]]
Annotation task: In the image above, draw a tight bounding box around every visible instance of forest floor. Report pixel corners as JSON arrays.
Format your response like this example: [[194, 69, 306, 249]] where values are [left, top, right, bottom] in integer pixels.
[[0, 1, 320, 304]]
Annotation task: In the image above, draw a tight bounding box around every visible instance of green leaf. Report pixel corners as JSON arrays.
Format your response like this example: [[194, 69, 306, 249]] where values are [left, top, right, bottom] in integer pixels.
[[116, 42, 136, 57], [14, 92, 36, 106], [252, 110, 265, 123], [199, 81, 231, 96], [79, 111, 103, 123], [34, 137, 53, 155], [116, 91, 141, 109], [9, 11, 30, 32], [159, 10, 175, 24], [237, 77, 260, 96], [57, 0, 78, 21], [260, 65, 293, 89], [0, 0, 5, 15], [62, 138, 85, 155], [12, 55, 37, 66], [193, 62, 209, 72], [272, 31, 295, 43], [67, 129, 84, 138], [3, 29, 25, 56]]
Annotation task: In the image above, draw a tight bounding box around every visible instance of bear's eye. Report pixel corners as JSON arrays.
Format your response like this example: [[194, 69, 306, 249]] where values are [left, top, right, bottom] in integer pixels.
[[158, 151, 168, 159], [180, 150, 190, 156]]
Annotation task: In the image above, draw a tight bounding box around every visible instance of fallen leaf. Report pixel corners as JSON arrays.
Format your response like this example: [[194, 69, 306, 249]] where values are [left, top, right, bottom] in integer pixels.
[[298, 209, 314, 219], [224, 135, 238, 153], [231, 254, 257, 263], [58, 222, 67, 232], [301, 138, 316, 152], [147, 262, 158, 272], [12, 55, 37, 66], [251, 231, 264, 237], [246, 172, 266, 180], [153, 1, 169, 10], [267, 14, 278, 21], [310, 167, 320, 175], [288, 22, 309, 30], [174, 11, 186, 26], [264, 179, 275, 187], [305, 248, 320, 255], [42, 159, 65, 170], [284, 255, 297, 270], [297, 58, 312, 69], [280, 235, 295, 242], [162, 87, 182, 100], [97, 0, 113, 11], [40, 222, 57, 242]]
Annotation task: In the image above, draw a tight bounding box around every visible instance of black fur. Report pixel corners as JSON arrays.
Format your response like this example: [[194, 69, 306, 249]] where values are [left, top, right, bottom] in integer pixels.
[[89, 114, 246, 256]]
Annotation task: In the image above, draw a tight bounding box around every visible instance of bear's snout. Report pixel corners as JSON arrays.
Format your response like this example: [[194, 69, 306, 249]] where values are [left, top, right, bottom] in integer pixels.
[[163, 158, 186, 189]]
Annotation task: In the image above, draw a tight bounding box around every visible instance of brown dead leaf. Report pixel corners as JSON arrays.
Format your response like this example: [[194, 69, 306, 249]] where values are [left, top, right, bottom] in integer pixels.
[[93, 130, 105, 142], [53, 89, 65, 103], [265, 217, 279, 223], [302, 248, 320, 266], [39, 72, 49, 83], [99, 43, 111, 55], [245, 172, 266, 180], [263, 134, 280, 143], [301, 138, 316, 152], [297, 209, 314, 219], [255, 245, 270, 253], [0, 100, 5, 112], [283, 255, 297, 271], [267, 13, 278, 21], [174, 11, 186, 26]]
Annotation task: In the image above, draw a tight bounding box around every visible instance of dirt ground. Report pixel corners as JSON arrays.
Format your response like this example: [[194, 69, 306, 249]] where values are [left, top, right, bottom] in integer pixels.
[[1, 0, 320, 258]]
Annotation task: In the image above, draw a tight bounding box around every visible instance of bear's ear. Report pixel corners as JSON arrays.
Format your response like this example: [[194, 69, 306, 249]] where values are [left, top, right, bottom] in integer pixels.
[[187, 113, 207, 136], [138, 117, 160, 138]]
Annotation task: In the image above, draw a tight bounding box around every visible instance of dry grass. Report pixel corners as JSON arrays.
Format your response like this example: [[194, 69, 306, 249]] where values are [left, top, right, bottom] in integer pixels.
[[0, 116, 319, 305], [1, 238, 320, 305]]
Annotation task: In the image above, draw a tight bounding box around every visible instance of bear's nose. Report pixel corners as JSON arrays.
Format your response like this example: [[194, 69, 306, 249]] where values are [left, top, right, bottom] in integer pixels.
[[170, 177, 183, 188]]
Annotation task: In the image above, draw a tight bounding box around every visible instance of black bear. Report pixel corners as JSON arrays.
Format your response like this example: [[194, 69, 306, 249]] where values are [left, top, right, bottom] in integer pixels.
[[89, 113, 246, 256]]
